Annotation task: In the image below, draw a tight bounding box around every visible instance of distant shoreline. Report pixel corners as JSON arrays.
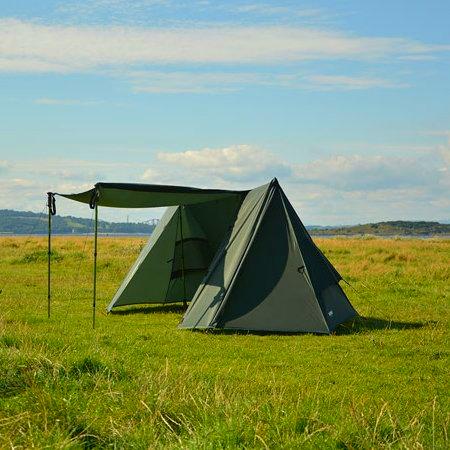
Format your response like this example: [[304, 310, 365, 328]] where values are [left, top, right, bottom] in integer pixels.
[[0, 232, 149, 237], [1, 233, 449, 239], [2, 210, 449, 238], [310, 234, 450, 239]]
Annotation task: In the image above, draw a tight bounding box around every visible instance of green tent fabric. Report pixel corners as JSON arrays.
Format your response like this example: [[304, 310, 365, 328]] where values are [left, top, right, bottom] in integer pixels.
[[106, 206, 180, 309], [178, 179, 356, 333], [178, 182, 271, 329], [58, 179, 357, 333], [56, 182, 246, 208], [107, 195, 243, 310]]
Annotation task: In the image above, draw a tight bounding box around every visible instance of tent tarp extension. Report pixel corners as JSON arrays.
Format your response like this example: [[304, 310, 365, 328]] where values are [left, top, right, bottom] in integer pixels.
[[57, 182, 246, 208], [57, 179, 357, 333]]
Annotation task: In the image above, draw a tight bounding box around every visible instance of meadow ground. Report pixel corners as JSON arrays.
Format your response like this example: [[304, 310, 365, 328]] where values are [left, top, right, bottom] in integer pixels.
[[0, 236, 448, 449]]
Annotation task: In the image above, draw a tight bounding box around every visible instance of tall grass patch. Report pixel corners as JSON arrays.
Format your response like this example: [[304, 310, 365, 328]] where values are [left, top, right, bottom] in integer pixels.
[[0, 236, 448, 448]]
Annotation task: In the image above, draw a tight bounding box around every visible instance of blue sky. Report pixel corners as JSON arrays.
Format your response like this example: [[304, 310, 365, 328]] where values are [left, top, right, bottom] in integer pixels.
[[0, 0, 449, 224]]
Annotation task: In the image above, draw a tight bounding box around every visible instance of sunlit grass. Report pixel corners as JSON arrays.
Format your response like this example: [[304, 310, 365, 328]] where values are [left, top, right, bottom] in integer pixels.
[[0, 236, 449, 448]]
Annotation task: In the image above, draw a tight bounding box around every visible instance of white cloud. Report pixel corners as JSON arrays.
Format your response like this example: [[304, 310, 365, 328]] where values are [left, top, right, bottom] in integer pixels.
[[292, 148, 449, 223], [234, 4, 324, 18], [305, 74, 408, 90], [128, 71, 265, 93], [127, 70, 403, 93], [15, 158, 143, 182], [422, 130, 450, 137], [140, 144, 448, 193], [0, 158, 152, 221], [142, 144, 291, 185], [0, 159, 9, 173], [437, 139, 450, 190], [0, 57, 71, 73], [215, 3, 339, 25], [291, 154, 442, 191], [141, 143, 449, 223], [440, 147, 450, 168], [35, 97, 102, 106], [155, 144, 291, 181], [0, 19, 448, 75], [57, 0, 170, 17], [54, 1, 342, 29], [2, 140, 449, 223]]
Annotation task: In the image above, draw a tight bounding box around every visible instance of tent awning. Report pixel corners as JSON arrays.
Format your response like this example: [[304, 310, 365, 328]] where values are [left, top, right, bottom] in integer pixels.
[[55, 182, 247, 208]]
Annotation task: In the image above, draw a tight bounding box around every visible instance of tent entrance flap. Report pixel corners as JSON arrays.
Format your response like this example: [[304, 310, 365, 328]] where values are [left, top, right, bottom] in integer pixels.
[[164, 206, 212, 303], [107, 195, 242, 310], [107, 207, 180, 310]]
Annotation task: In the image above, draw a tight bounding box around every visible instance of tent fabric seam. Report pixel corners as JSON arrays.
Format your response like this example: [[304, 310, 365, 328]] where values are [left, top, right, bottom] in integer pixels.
[[211, 183, 276, 327], [181, 193, 263, 327], [279, 192, 330, 334]]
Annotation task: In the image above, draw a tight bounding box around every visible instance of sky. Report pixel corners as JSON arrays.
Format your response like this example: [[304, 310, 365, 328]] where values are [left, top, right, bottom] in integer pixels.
[[0, 0, 449, 224]]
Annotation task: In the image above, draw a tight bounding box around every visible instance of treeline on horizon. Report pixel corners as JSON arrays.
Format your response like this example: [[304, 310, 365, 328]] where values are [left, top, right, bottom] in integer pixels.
[[0, 209, 449, 236], [310, 220, 450, 236], [0, 209, 155, 235]]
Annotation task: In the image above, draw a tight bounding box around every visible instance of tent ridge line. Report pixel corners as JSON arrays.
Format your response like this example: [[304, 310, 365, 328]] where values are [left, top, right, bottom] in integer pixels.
[[280, 190, 351, 332], [279, 191, 318, 296], [183, 191, 263, 325], [279, 191, 331, 331], [282, 189, 342, 286], [210, 183, 277, 328]]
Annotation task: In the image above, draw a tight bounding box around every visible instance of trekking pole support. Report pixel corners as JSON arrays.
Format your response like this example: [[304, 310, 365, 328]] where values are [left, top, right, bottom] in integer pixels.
[[47, 192, 56, 318], [93, 202, 98, 329], [90, 188, 100, 329]]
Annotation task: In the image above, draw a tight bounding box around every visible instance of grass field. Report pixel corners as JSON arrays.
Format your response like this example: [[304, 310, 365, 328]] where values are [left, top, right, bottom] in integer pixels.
[[0, 236, 448, 448]]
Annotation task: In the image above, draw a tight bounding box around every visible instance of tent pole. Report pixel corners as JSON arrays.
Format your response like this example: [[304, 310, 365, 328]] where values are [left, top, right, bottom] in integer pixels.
[[179, 207, 187, 308], [92, 203, 98, 329], [47, 193, 52, 319]]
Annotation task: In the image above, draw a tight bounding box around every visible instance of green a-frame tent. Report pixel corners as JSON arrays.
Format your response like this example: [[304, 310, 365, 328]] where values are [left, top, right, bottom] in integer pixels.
[[53, 178, 357, 333]]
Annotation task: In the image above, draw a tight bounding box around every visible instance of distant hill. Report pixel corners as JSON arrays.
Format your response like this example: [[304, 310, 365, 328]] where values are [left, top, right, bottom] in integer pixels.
[[0, 209, 155, 235], [309, 221, 450, 236]]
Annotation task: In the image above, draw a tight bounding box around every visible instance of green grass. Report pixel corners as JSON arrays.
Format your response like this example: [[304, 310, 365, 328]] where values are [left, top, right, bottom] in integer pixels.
[[0, 236, 448, 448]]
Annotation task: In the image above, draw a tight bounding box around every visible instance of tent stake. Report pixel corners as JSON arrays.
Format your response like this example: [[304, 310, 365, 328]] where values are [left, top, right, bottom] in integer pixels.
[[46, 192, 53, 319], [179, 207, 187, 308], [92, 203, 98, 329]]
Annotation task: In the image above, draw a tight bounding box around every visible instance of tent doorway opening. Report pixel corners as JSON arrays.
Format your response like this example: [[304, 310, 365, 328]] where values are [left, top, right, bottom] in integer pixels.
[[108, 195, 242, 310]]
